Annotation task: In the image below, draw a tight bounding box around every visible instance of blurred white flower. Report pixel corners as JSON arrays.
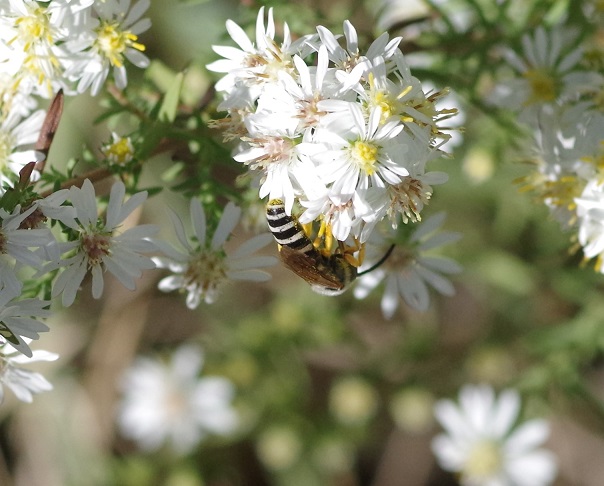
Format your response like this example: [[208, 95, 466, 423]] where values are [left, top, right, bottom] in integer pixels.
[[118, 344, 239, 454], [0, 342, 58, 403], [432, 384, 558, 486], [490, 26, 591, 122], [153, 199, 277, 308], [354, 212, 461, 316]]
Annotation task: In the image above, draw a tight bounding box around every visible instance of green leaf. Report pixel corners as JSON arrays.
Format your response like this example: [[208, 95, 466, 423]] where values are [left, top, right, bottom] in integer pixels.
[[158, 72, 184, 123]]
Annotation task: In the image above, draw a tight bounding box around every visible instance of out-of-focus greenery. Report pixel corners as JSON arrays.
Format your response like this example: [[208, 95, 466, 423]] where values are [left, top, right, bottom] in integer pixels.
[[5, 0, 604, 485]]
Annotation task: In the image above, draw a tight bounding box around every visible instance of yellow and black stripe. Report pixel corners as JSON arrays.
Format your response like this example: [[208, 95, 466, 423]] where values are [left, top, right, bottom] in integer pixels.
[[266, 199, 357, 295], [265, 199, 314, 253]]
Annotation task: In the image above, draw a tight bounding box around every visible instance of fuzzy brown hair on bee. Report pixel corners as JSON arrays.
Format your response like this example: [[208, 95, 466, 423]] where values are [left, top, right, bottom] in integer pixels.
[[266, 199, 357, 295]]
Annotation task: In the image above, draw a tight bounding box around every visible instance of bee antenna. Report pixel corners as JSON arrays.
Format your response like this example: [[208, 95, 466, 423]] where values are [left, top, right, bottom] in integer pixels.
[[357, 244, 395, 276]]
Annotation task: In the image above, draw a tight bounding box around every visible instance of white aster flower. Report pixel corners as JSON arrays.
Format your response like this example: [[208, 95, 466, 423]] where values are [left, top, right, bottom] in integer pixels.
[[313, 104, 410, 200], [432, 384, 558, 486], [0, 342, 58, 403], [66, 0, 151, 95], [354, 212, 461, 316], [153, 199, 278, 308], [313, 20, 402, 73], [0, 288, 51, 358], [117, 344, 239, 454], [51, 179, 158, 307], [490, 26, 589, 122], [206, 6, 310, 98]]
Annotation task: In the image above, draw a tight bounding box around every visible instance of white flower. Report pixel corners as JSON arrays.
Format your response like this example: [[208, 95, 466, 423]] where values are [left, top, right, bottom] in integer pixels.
[[432, 384, 558, 486], [313, 104, 410, 200], [0, 288, 51, 358], [0, 343, 58, 403], [153, 199, 277, 308], [66, 0, 151, 95], [490, 26, 589, 121], [354, 212, 461, 316], [206, 6, 310, 97], [117, 344, 239, 454], [51, 179, 158, 307]]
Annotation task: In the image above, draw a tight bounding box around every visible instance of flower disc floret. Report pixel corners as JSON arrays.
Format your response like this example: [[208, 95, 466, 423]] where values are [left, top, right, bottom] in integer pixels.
[[95, 20, 145, 68]]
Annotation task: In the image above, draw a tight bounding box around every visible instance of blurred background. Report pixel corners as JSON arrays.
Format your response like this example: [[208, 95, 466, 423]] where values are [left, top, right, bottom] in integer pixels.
[[3, 0, 604, 485]]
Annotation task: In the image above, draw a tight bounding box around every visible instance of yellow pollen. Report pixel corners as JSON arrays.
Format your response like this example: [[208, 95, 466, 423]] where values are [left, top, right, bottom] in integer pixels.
[[463, 440, 503, 481], [373, 91, 394, 121], [95, 21, 146, 68], [523, 68, 557, 104], [352, 141, 379, 176]]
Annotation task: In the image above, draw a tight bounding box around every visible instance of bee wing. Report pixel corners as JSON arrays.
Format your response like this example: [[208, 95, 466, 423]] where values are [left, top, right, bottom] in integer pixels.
[[279, 246, 345, 291]]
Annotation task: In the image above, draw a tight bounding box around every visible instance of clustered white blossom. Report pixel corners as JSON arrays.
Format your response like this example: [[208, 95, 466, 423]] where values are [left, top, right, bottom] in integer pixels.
[[208, 7, 456, 246], [490, 26, 604, 272], [0, 0, 152, 192], [432, 384, 558, 486]]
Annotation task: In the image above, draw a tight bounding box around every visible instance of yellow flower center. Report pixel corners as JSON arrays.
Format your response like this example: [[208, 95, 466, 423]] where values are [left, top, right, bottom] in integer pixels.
[[95, 21, 146, 68], [103, 137, 134, 165], [352, 141, 379, 176], [524, 68, 557, 104], [463, 439, 503, 481], [13, 6, 52, 51]]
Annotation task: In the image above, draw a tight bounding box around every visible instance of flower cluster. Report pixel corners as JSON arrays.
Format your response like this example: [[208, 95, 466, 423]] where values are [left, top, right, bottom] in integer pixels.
[[0, 0, 151, 100], [208, 7, 455, 248], [432, 384, 558, 486], [491, 26, 604, 271], [0, 0, 151, 193]]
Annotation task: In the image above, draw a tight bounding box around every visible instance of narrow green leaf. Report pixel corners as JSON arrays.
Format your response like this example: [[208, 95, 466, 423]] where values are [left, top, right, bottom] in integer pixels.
[[158, 72, 184, 123]]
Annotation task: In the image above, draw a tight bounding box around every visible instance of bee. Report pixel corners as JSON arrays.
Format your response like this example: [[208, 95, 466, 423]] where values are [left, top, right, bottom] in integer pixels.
[[266, 199, 357, 295]]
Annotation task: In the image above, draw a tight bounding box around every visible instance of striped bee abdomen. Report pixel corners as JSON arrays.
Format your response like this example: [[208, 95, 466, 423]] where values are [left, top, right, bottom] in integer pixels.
[[266, 199, 314, 253], [266, 199, 359, 295]]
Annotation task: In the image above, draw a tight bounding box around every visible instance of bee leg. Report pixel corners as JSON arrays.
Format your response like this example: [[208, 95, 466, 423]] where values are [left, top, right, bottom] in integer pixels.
[[339, 238, 365, 268]]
